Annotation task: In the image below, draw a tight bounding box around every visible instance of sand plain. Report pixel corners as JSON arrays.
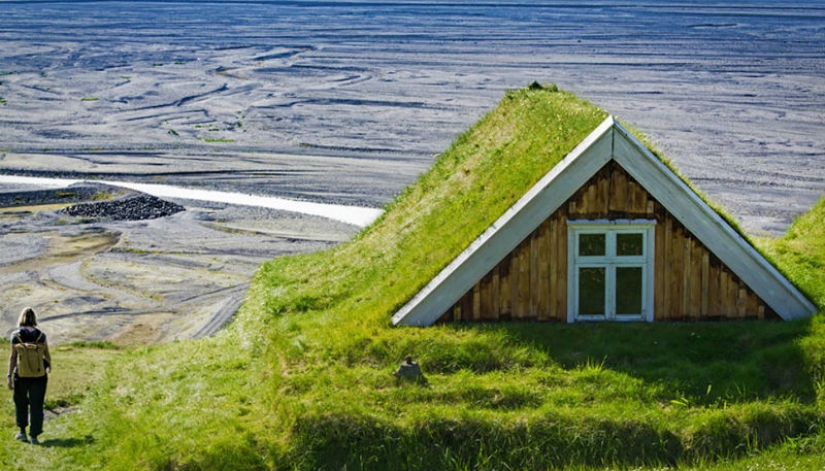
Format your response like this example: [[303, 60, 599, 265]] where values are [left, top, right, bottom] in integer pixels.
[[0, 185, 359, 345], [1, 1, 823, 344]]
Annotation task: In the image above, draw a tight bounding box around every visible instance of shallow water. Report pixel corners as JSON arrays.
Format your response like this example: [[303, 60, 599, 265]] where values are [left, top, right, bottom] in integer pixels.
[[1, 0, 823, 234]]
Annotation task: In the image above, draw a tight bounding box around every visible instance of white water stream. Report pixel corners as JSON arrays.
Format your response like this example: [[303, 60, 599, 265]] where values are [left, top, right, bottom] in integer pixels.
[[0, 175, 383, 227]]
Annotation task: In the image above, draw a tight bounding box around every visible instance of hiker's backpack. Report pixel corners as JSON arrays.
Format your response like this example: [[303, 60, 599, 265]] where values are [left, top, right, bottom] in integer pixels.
[[13, 330, 46, 378]]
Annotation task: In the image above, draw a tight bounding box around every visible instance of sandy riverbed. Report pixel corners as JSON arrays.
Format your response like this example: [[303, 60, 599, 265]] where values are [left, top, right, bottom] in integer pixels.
[[0, 184, 359, 345]]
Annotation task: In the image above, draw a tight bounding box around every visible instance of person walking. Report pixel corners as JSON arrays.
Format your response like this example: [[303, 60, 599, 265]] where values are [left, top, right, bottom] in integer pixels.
[[7, 307, 51, 445]]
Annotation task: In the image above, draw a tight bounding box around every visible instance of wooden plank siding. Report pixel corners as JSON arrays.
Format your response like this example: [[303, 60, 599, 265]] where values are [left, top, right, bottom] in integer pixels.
[[437, 160, 779, 323]]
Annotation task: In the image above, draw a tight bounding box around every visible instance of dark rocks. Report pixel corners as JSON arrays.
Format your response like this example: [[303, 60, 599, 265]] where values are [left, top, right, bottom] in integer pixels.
[[0, 182, 184, 222], [59, 194, 185, 221]]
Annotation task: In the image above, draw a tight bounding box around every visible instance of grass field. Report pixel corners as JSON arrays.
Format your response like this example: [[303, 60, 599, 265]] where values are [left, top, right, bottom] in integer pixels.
[[3, 86, 824, 470]]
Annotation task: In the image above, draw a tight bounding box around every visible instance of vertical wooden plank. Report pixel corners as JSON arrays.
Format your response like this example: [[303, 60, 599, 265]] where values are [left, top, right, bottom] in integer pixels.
[[479, 272, 493, 321], [736, 281, 748, 318], [670, 223, 685, 319], [477, 274, 487, 321], [628, 178, 641, 217], [664, 220, 676, 318], [628, 178, 648, 216], [516, 240, 530, 319], [575, 185, 587, 220], [664, 219, 674, 320], [746, 288, 759, 319], [661, 216, 673, 320], [567, 189, 579, 220], [554, 214, 567, 321], [478, 275, 488, 320], [716, 261, 728, 317], [682, 232, 693, 319], [500, 253, 512, 319], [579, 179, 596, 219], [700, 251, 710, 317], [545, 218, 553, 320], [452, 295, 462, 322], [719, 270, 731, 318], [597, 167, 610, 217], [491, 267, 501, 321], [729, 275, 741, 319], [534, 225, 544, 321], [610, 164, 628, 215], [690, 239, 703, 319], [758, 304, 766, 320], [463, 291, 474, 322], [639, 184, 652, 216], [604, 163, 613, 212], [725, 267, 739, 319], [548, 216, 559, 321], [537, 220, 551, 321], [715, 264, 725, 317], [726, 273, 736, 318], [522, 238, 532, 319], [559, 215, 569, 321], [529, 232, 539, 320], [591, 177, 600, 217], [568, 200, 578, 219], [626, 175, 638, 216], [592, 171, 602, 217], [654, 219, 665, 321], [522, 239, 532, 319], [583, 187, 591, 218], [472, 284, 481, 321], [510, 243, 520, 319], [539, 223, 549, 318], [642, 184, 652, 216], [708, 259, 722, 317], [510, 248, 520, 319]]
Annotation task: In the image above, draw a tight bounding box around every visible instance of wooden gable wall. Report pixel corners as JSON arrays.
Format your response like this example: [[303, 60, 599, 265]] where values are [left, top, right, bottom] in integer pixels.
[[437, 160, 779, 323]]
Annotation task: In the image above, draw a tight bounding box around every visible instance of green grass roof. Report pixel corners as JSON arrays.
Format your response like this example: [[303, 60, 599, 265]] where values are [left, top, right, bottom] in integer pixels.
[[258, 85, 609, 328]]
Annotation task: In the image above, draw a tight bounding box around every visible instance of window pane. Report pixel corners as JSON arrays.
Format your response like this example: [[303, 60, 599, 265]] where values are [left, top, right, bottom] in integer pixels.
[[578, 267, 605, 315], [579, 234, 605, 256], [616, 267, 643, 315], [617, 233, 643, 256]]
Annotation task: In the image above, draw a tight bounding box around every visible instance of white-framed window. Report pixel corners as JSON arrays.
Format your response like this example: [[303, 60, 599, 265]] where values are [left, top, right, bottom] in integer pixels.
[[567, 220, 655, 322]]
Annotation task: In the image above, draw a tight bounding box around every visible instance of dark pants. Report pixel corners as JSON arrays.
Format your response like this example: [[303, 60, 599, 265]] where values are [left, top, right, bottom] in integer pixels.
[[13, 375, 48, 437]]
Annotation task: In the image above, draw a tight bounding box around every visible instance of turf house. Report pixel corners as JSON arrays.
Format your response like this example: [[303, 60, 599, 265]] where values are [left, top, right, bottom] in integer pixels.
[[393, 116, 816, 326]]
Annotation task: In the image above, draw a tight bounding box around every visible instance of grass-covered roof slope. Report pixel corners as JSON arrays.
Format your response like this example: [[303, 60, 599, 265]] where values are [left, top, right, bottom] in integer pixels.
[[18, 86, 825, 471], [263, 84, 609, 329]]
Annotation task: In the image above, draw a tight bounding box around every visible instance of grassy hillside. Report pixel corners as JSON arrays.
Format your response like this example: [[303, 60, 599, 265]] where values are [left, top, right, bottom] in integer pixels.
[[4, 85, 825, 471], [760, 197, 825, 309]]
